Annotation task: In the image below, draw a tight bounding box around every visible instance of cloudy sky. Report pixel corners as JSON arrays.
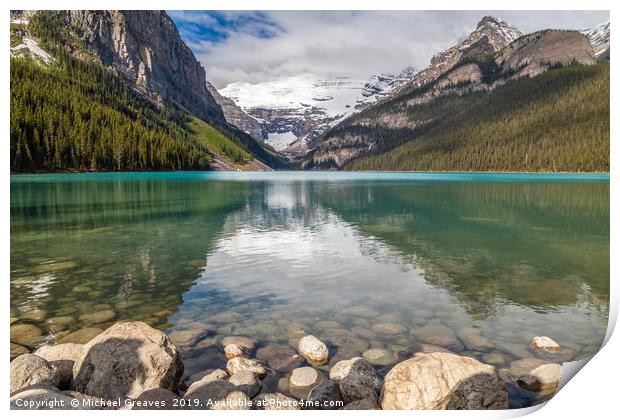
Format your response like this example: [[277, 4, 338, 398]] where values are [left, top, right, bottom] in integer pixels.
[[168, 10, 610, 88]]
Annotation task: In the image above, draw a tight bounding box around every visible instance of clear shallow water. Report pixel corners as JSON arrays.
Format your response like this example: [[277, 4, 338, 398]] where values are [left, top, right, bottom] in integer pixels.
[[11, 172, 609, 408]]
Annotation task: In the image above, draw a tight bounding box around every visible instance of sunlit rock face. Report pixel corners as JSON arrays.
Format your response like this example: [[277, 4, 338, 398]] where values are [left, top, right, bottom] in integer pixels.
[[67, 10, 225, 123]]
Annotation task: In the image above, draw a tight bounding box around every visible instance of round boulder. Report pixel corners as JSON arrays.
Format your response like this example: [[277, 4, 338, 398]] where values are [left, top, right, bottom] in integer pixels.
[[529, 336, 573, 362], [308, 380, 343, 410], [229, 371, 262, 398], [329, 357, 382, 403], [10, 354, 58, 393], [72, 321, 183, 400], [224, 344, 246, 359], [290, 366, 320, 389], [298, 335, 329, 365], [380, 352, 508, 409]]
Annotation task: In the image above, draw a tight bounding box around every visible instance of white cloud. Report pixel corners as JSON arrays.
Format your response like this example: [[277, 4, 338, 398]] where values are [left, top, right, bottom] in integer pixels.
[[175, 10, 610, 88]]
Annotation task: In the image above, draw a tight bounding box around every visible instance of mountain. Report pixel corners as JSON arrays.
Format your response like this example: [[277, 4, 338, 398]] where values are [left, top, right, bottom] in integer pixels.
[[219, 67, 416, 155], [388, 16, 522, 98], [304, 17, 606, 171], [10, 10, 285, 172], [206, 82, 266, 142], [582, 20, 610, 58]]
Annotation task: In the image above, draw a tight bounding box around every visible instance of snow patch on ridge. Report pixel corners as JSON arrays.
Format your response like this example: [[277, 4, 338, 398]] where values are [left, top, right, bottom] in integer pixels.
[[11, 37, 53, 64]]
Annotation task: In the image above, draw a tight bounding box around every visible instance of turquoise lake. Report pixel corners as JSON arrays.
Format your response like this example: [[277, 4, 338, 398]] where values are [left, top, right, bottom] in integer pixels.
[[10, 172, 610, 407]]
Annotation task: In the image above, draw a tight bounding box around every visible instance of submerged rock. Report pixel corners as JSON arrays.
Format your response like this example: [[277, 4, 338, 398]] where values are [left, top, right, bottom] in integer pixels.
[[458, 329, 495, 351], [10, 354, 58, 393], [362, 348, 397, 366], [10, 323, 44, 347], [256, 345, 303, 372], [57, 327, 103, 344], [72, 321, 183, 400], [226, 357, 268, 378], [411, 323, 464, 352], [298, 335, 329, 365], [509, 358, 548, 377], [371, 323, 407, 335], [380, 352, 508, 409], [168, 328, 209, 348], [10, 343, 29, 361], [329, 357, 383, 403], [79, 309, 116, 324]]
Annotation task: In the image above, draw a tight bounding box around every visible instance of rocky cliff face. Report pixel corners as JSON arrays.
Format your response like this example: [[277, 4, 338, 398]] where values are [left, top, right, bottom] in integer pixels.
[[67, 10, 225, 123], [206, 82, 265, 141], [496, 30, 596, 79]]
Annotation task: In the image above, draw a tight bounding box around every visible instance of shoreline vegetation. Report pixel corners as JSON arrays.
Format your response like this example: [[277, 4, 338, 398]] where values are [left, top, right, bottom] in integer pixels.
[[10, 321, 571, 410]]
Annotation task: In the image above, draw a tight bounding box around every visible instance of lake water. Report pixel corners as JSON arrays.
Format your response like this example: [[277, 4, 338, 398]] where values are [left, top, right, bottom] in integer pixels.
[[10, 172, 609, 408]]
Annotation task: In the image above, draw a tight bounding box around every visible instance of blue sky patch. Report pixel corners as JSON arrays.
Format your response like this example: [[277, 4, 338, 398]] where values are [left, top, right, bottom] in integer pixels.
[[168, 11, 284, 45]]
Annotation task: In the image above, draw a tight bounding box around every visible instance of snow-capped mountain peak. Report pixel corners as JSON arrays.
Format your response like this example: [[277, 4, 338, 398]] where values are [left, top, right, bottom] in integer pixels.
[[392, 16, 523, 94], [220, 69, 416, 153], [582, 20, 610, 57]]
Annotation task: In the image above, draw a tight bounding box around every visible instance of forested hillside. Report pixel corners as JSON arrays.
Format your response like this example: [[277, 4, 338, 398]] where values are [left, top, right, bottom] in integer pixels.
[[345, 62, 609, 172], [10, 11, 284, 172]]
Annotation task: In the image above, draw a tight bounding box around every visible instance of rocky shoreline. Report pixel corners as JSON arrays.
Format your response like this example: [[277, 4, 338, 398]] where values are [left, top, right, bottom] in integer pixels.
[[10, 321, 568, 410]]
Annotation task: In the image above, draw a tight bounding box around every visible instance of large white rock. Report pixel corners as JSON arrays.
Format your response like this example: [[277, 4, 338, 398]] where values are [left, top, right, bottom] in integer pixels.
[[380, 352, 508, 409], [329, 357, 382, 403], [72, 321, 183, 400], [298, 335, 329, 365], [529, 336, 573, 362], [290, 366, 320, 389], [10, 354, 58, 393]]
